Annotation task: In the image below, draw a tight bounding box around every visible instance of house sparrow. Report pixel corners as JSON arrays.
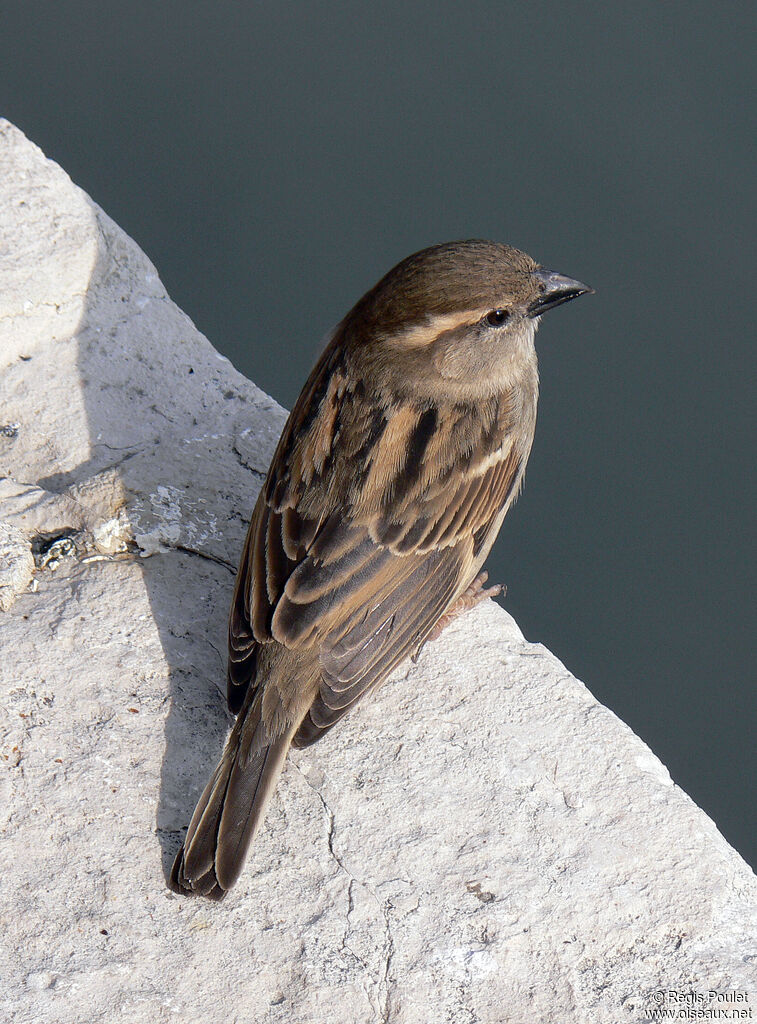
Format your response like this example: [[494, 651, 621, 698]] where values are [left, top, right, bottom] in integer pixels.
[[170, 240, 592, 899]]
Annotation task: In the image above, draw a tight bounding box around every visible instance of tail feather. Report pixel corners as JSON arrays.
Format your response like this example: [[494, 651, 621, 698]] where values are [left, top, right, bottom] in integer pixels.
[[170, 699, 295, 900]]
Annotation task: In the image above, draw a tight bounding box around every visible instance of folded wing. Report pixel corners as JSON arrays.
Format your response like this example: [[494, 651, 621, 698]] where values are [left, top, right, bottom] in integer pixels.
[[227, 338, 526, 740]]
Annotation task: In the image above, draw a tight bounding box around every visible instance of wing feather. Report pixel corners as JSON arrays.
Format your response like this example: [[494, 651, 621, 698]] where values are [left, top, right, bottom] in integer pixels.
[[227, 334, 527, 730]]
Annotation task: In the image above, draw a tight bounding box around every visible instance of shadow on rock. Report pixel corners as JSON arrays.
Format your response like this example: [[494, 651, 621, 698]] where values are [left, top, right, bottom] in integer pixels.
[[68, 207, 283, 883]]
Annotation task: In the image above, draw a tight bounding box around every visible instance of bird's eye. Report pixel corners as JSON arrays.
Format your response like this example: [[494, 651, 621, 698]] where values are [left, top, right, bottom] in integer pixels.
[[485, 309, 509, 327]]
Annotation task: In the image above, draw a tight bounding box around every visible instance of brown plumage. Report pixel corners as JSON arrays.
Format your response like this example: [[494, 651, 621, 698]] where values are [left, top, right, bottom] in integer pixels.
[[170, 240, 592, 899]]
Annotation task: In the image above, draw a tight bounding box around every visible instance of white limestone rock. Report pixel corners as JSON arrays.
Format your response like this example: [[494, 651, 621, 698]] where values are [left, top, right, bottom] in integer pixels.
[[0, 521, 34, 611], [0, 120, 754, 1024]]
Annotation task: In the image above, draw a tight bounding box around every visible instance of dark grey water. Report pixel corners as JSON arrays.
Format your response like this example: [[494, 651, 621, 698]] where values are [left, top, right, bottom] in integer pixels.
[[5, 2, 755, 866]]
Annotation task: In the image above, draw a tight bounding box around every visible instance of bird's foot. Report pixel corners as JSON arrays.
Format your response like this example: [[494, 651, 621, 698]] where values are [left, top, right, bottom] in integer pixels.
[[412, 572, 504, 661]]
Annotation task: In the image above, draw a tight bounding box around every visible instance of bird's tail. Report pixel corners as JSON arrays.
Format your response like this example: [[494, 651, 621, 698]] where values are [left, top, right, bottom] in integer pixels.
[[169, 697, 296, 900]]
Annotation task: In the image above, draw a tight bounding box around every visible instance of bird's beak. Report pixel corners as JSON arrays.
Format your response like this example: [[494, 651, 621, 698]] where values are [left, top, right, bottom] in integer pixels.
[[527, 268, 594, 318]]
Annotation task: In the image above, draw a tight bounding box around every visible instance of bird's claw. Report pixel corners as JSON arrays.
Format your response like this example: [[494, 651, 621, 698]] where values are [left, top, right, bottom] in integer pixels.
[[413, 571, 505, 660]]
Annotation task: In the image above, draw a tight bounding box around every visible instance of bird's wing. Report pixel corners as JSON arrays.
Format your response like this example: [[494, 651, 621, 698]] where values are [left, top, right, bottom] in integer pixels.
[[227, 339, 526, 737]]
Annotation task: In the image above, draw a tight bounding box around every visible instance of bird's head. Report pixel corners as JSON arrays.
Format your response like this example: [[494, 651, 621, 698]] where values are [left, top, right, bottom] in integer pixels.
[[344, 240, 592, 399]]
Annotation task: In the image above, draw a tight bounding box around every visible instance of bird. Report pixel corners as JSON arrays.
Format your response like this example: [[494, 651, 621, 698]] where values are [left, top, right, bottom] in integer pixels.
[[170, 240, 592, 899]]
